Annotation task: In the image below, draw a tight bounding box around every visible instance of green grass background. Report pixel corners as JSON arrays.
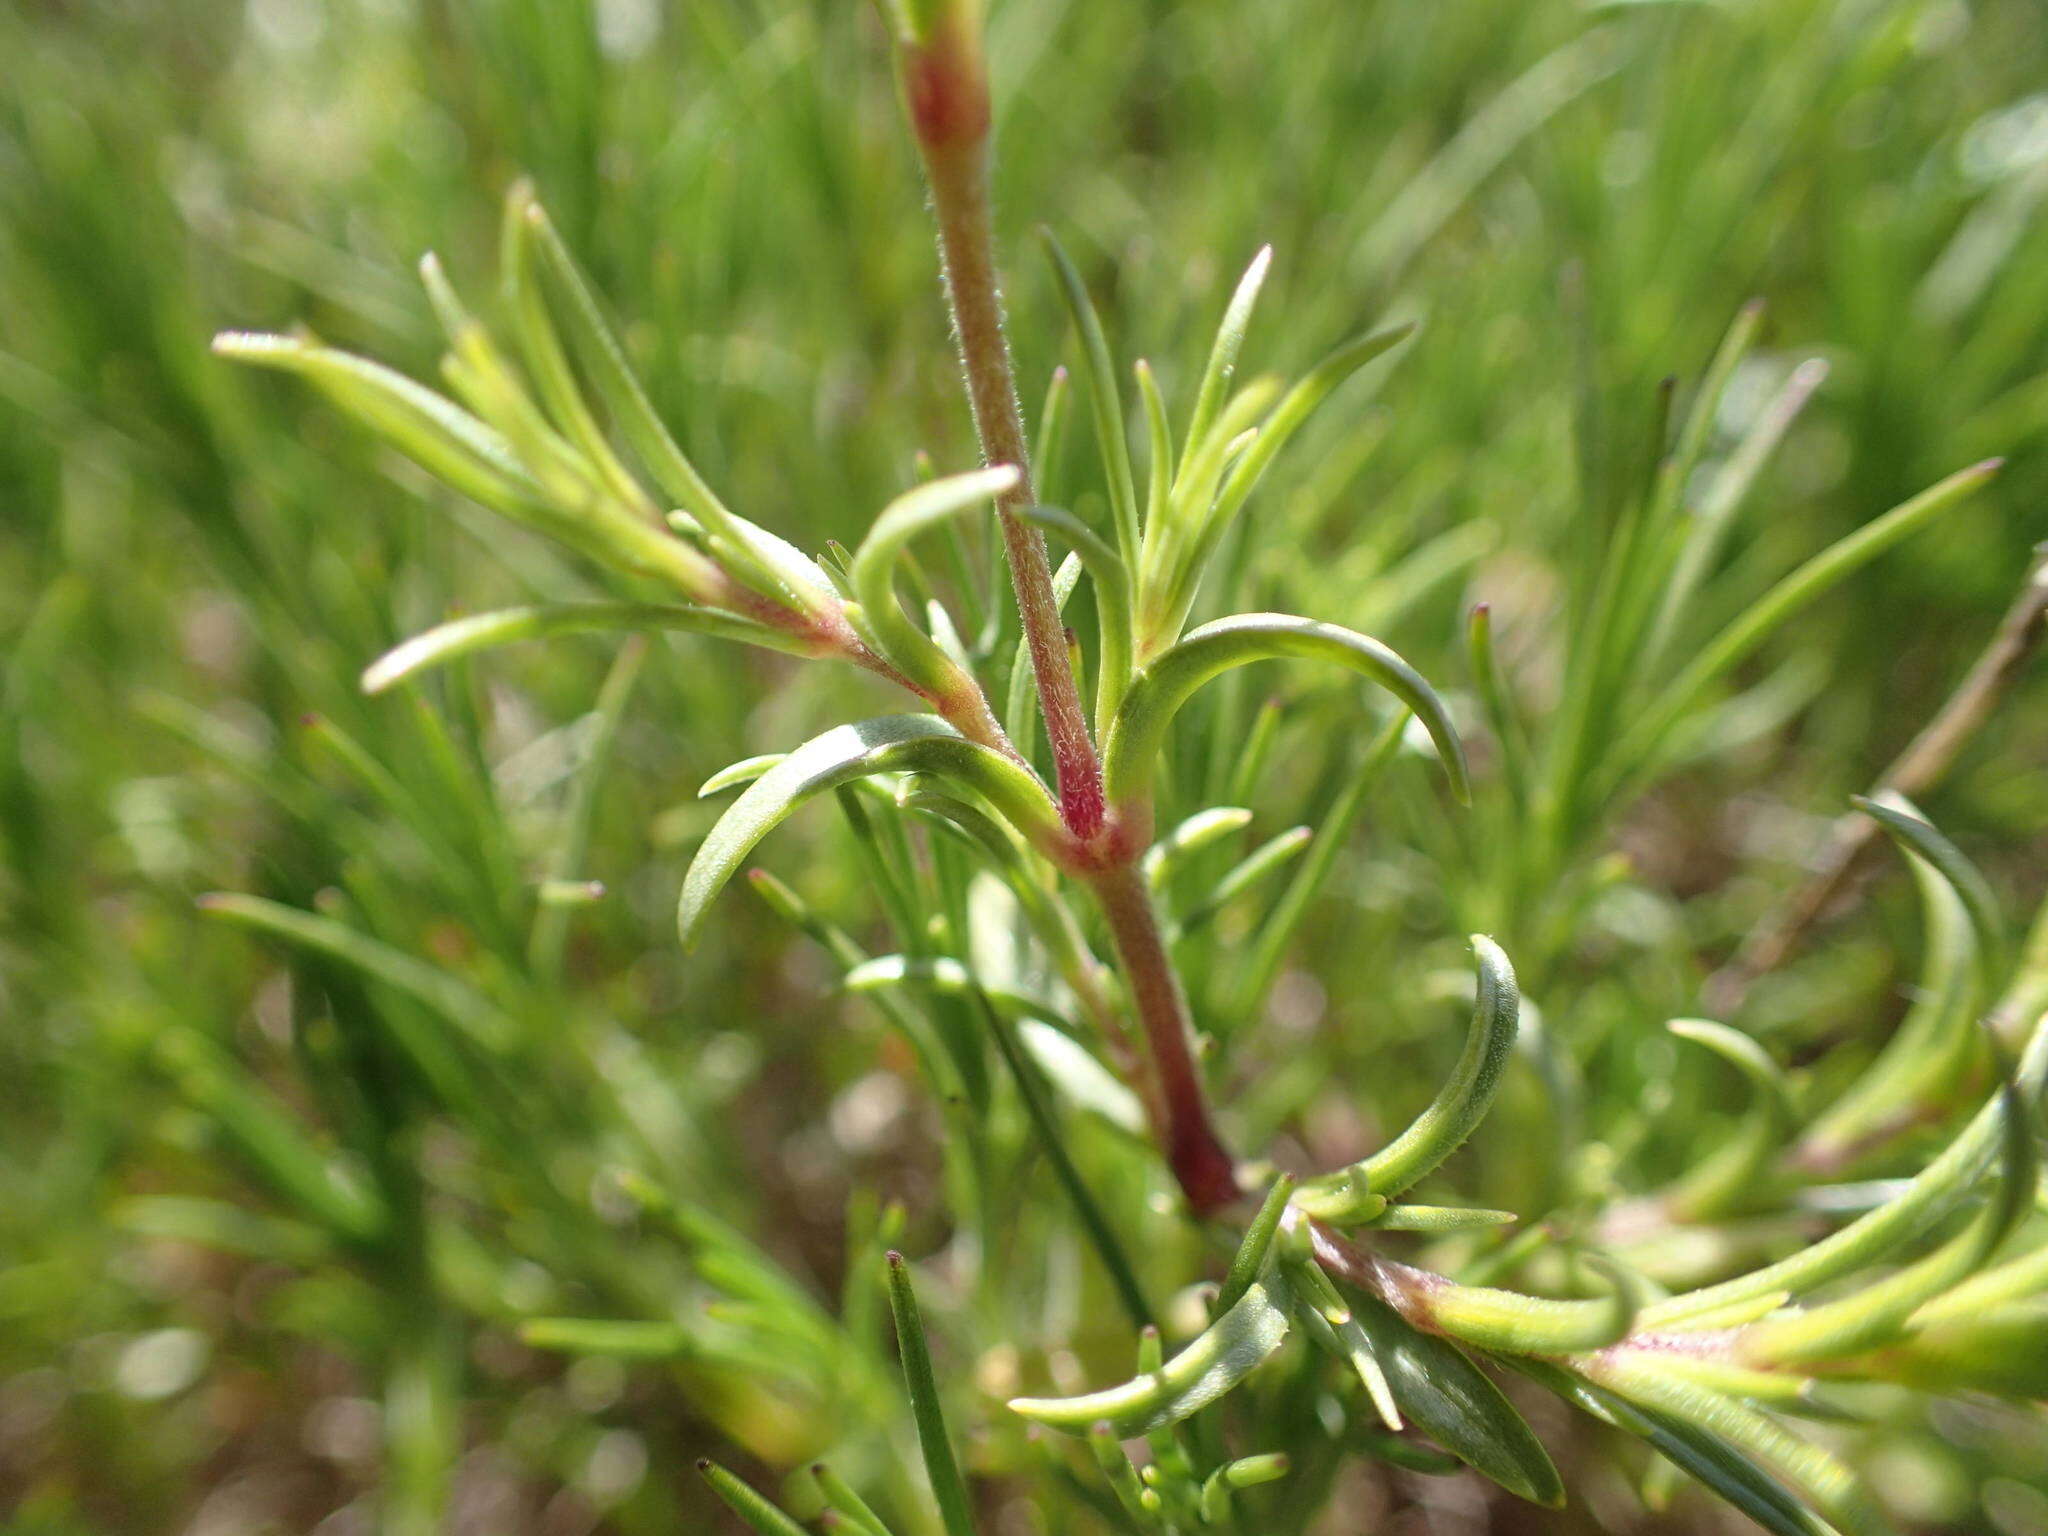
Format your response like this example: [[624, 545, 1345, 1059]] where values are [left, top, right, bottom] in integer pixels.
[[4, 0, 2048, 1531]]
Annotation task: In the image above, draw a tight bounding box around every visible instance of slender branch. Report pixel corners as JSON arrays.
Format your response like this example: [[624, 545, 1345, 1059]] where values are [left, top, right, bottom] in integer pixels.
[[900, 15, 1106, 840], [1706, 546, 2048, 1015], [1091, 862, 1241, 1216]]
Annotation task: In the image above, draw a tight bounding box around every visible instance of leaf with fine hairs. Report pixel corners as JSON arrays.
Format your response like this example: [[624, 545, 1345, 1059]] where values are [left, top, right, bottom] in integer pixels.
[[1516, 1360, 1840, 1536], [676, 715, 1059, 950], [1296, 936, 1519, 1218], [1008, 1276, 1293, 1437], [850, 466, 1021, 691], [1102, 611, 1468, 812], [1345, 1291, 1565, 1507], [361, 602, 816, 694]]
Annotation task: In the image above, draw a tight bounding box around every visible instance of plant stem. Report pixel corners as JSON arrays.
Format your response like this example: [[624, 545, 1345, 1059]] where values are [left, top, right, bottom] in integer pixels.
[[1091, 862, 1241, 1216], [904, 21, 1106, 839]]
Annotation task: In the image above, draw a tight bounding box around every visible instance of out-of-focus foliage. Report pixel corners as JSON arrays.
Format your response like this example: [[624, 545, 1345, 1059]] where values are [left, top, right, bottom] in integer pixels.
[[4, 1, 2048, 1532]]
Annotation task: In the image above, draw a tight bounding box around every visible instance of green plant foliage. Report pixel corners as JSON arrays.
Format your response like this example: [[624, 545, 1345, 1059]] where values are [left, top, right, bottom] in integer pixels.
[[8, 1, 2048, 1532]]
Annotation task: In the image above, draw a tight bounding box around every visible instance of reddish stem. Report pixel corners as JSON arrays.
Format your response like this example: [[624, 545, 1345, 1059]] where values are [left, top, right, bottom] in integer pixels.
[[906, 28, 1105, 841], [1092, 863, 1241, 1215]]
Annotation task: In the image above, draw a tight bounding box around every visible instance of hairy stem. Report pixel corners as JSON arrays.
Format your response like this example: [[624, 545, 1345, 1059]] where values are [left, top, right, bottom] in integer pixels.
[[905, 22, 1106, 839], [1091, 862, 1241, 1216]]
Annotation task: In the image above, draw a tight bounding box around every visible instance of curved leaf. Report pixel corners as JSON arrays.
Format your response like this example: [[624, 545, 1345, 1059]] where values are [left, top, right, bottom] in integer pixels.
[[851, 466, 1020, 689], [1741, 1082, 2036, 1366], [1854, 793, 2007, 998], [1296, 936, 1518, 1217], [1641, 1012, 2047, 1330], [1008, 1279, 1293, 1437], [1103, 612, 1468, 812], [677, 715, 1059, 949], [1796, 840, 1979, 1171], [1410, 1255, 1642, 1355], [1665, 1018, 1797, 1220]]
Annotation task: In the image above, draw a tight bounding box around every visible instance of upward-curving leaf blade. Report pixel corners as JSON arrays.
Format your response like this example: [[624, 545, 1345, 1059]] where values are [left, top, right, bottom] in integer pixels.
[[677, 716, 1058, 949], [1103, 612, 1468, 811], [1007, 1277, 1293, 1438]]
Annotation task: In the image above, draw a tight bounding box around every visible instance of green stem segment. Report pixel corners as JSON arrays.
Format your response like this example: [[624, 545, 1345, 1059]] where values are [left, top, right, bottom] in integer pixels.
[[902, 15, 1106, 840]]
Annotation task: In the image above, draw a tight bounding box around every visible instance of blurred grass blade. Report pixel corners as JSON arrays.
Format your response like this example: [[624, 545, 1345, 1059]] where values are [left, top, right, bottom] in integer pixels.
[[886, 1253, 979, 1536], [1041, 231, 1141, 567], [1610, 459, 2002, 790], [198, 892, 515, 1050], [698, 1461, 813, 1536]]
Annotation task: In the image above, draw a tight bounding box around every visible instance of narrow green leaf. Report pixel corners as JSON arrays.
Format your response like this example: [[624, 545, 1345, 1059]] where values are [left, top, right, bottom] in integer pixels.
[[1610, 459, 2002, 790], [1517, 1360, 1838, 1536], [1174, 826, 1312, 939], [1641, 1006, 2048, 1329], [1367, 1205, 1519, 1233], [1409, 1255, 1640, 1355], [1345, 1291, 1564, 1507], [1103, 612, 1467, 813], [1296, 936, 1518, 1216], [152, 1032, 387, 1246], [1213, 1175, 1296, 1315], [1012, 502, 1134, 730], [677, 716, 1059, 949], [975, 991, 1154, 1331], [851, 466, 1021, 690], [522, 199, 829, 613], [1583, 1356, 1888, 1535], [363, 603, 812, 694], [886, 1253, 979, 1536], [1181, 245, 1273, 467], [814, 1464, 896, 1536], [1664, 1019, 1797, 1220], [1008, 1279, 1292, 1437], [1041, 231, 1141, 567], [1854, 793, 2008, 998], [1742, 1082, 2036, 1365], [1230, 708, 1407, 1021], [1154, 326, 1415, 640], [198, 893, 515, 1050], [698, 1461, 813, 1536], [1143, 807, 1254, 889]]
